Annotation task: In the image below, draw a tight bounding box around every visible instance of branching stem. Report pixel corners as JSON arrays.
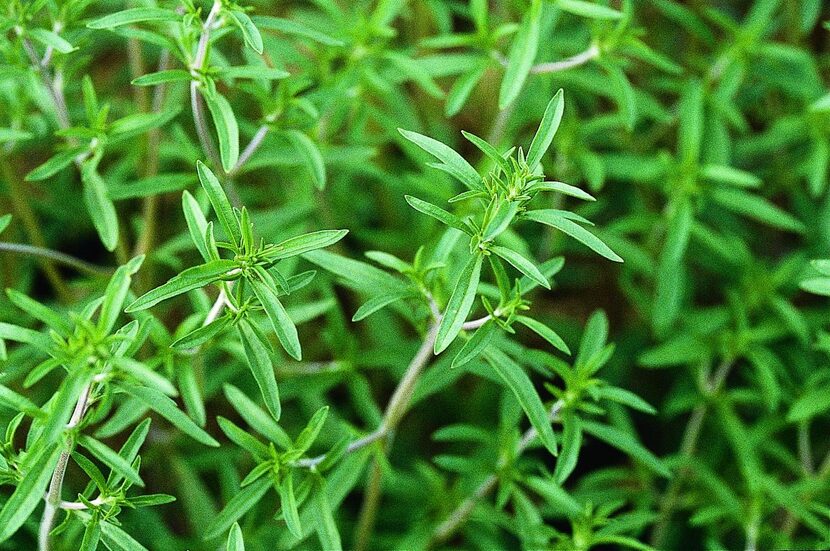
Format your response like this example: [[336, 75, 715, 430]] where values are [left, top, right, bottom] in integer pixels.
[[429, 400, 564, 545], [0, 242, 113, 276], [650, 358, 733, 548], [190, 0, 223, 172], [39, 383, 93, 551], [353, 321, 440, 551]]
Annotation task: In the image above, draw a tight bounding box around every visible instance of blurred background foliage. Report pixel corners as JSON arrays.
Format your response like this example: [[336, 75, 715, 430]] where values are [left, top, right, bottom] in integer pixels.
[[2, 0, 830, 549]]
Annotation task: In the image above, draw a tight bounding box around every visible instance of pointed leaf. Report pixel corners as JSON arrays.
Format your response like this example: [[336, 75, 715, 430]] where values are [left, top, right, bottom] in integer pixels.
[[435, 254, 483, 354], [527, 89, 565, 171], [237, 319, 282, 420], [126, 259, 237, 312]]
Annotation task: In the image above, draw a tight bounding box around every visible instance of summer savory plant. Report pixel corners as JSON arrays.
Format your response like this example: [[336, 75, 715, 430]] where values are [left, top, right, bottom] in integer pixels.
[[0, 0, 829, 550]]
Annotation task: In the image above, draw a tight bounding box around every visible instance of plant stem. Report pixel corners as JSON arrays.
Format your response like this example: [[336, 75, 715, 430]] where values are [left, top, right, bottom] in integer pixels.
[[22, 39, 71, 130], [230, 125, 269, 177], [461, 311, 501, 331], [39, 383, 92, 551], [778, 432, 830, 537], [353, 321, 441, 551], [530, 44, 600, 74], [0, 242, 113, 276], [296, 428, 387, 469], [488, 43, 599, 144], [58, 496, 107, 511], [429, 400, 564, 546], [190, 0, 223, 172], [649, 358, 733, 548]]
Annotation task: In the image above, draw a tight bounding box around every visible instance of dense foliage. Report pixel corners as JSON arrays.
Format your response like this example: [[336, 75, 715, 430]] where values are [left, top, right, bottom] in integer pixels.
[[1, 0, 829, 549]]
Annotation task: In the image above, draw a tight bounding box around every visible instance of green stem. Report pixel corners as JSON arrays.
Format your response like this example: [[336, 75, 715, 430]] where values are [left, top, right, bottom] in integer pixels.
[[429, 400, 564, 546], [353, 321, 440, 551], [0, 242, 113, 276], [650, 358, 733, 548], [39, 383, 92, 551]]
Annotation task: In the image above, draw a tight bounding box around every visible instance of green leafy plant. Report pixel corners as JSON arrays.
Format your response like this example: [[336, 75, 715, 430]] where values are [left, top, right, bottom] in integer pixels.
[[1, 0, 830, 550]]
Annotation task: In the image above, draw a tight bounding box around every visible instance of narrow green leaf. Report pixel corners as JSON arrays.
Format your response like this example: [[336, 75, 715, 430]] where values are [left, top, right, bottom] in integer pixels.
[[294, 406, 329, 454], [98, 519, 150, 551], [559, 0, 624, 20], [88, 8, 180, 28], [498, 5, 540, 109], [230, 9, 263, 53], [398, 129, 482, 190], [435, 254, 483, 354], [171, 315, 231, 350], [237, 319, 282, 420], [653, 199, 693, 334], [108, 418, 151, 487], [352, 290, 413, 321], [461, 131, 511, 174], [581, 421, 670, 477], [266, 229, 348, 261], [490, 246, 550, 290], [699, 164, 761, 188], [481, 201, 518, 242], [182, 189, 212, 262], [788, 386, 830, 422], [709, 187, 805, 233], [78, 435, 144, 487], [0, 322, 52, 351], [202, 91, 239, 173], [485, 347, 557, 455], [446, 63, 487, 117], [596, 386, 656, 414], [527, 89, 565, 171], [124, 385, 219, 447], [40, 368, 90, 445], [515, 315, 570, 354], [602, 61, 637, 130], [452, 320, 496, 369], [524, 476, 582, 518], [251, 16, 344, 46], [0, 384, 45, 418], [221, 66, 289, 80], [217, 417, 269, 460], [0, 129, 32, 143], [25, 146, 86, 181], [5, 289, 71, 334], [801, 277, 830, 296], [285, 130, 326, 189], [127, 259, 237, 312], [553, 412, 581, 484], [312, 477, 342, 551], [80, 514, 101, 551], [405, 195, 470, 234], [28, 28, 76, 54], [0, 444, 61, 542], [227, 523, 244, 551], [108, 108, 180, 139], [678, 80, 704, 164], [81, 165, 119, 251], [132, 70, 192, 86], [526, 181, 595, 201], [524, 209, 623, 262], [99, 256, 143, 334], [73, 452, 108, 492], [204, 477, 271, 541], [250, 277, 302, 361], [280, 471, 302, 538], [223, 384, 292, 448]]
